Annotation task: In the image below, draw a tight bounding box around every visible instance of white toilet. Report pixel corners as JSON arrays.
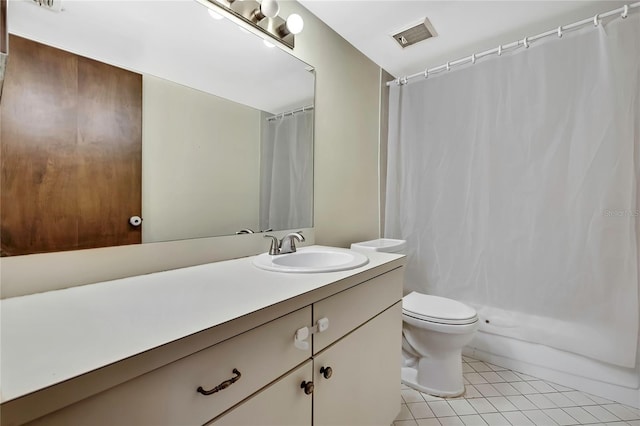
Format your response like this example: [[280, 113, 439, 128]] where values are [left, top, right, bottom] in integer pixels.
[[351, 239, 479, 397]]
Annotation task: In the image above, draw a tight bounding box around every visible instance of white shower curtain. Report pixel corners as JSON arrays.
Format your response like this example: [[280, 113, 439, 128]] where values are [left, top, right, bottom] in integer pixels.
[[386, 14, 639, 368], [260, 110, 313, 231]]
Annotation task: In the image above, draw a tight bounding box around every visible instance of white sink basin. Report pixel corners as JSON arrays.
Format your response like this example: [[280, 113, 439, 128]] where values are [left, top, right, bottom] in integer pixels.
[[252, 247, 369, 273]]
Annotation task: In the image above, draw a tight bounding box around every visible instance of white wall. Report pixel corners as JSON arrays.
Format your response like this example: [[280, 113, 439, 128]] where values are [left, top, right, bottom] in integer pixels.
[[142, 75, 260, 242], [0, 1, 384, 298]]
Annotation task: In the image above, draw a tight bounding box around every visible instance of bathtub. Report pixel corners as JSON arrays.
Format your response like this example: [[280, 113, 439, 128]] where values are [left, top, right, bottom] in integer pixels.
[[464, 329, 640, 409]]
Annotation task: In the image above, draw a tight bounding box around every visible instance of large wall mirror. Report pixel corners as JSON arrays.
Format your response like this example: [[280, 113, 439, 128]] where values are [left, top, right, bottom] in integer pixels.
[[1, 0, 315, 256]]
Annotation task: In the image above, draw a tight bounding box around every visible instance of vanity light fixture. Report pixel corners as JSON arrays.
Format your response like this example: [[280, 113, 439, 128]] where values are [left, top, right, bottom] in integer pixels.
[[196, 0, 303, 49], [278, 13, 304, 37], [30, 0, 63, 12], [251, 0, 279, 22]]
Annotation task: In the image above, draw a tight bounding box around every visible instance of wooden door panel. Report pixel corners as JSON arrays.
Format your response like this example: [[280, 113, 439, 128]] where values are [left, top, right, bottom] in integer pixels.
[[0, 35, 142, 256], [1, 35, 80, 255], [76, 55, 142, 249]]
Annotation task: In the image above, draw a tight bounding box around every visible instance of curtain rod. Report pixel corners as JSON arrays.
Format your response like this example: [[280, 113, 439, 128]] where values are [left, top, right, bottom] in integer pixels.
[[386, 2, 640, 87], [266, 105, 314, 121]]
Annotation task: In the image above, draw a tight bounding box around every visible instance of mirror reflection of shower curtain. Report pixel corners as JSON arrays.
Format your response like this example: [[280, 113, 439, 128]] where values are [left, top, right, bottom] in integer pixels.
[[386, 14, 639, 368], [260, 109, 313, 231]]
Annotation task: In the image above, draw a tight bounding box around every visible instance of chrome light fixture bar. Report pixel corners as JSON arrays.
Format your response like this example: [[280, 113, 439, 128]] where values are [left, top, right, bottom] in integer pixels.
[[196, 0, 303, 49]]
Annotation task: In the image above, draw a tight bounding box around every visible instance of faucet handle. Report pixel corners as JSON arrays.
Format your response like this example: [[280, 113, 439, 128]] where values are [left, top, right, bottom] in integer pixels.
[[264, 235, 280, 255]]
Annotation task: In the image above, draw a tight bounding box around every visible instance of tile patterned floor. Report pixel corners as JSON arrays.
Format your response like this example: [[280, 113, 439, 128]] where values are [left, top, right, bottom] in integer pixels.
[[394, 356, 640, 426]]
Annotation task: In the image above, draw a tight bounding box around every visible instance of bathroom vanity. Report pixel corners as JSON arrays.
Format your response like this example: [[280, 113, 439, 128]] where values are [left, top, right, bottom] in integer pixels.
[[0, 246, 404, 425]]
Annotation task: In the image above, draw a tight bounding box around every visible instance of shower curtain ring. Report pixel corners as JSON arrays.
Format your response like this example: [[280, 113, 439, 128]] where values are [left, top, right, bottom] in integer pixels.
[[401, 76, 408, 85], [424, 69, 429, 79], [446, 62, 451, 71], [498, 45, 502, 56], [523, 37, 529, 48], [622, 5, 628, 18], [593, 14, 599, 26], [557, 26, 563, 38], [471, 54, 476, 64]]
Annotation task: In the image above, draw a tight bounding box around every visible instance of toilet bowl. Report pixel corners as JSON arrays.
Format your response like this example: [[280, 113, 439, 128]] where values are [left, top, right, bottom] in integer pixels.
[[402, 292, 478, 396], [351, 239, 479, 397]]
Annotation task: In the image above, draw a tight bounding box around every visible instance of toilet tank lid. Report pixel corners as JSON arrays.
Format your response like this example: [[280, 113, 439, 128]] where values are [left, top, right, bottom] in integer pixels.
[[350, 238, 406, 253], [403, 292, 477, 322]]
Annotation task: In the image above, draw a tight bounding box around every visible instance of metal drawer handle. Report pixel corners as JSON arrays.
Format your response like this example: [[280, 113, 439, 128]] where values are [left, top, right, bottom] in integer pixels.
[[197, 368, 242, 396]]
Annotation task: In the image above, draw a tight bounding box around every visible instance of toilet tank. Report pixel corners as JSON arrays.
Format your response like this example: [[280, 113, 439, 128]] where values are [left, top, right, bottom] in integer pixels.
[[350, 238, 406, 254]]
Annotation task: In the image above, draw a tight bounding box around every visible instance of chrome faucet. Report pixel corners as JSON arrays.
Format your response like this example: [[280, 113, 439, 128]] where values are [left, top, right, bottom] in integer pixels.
[[264, 232, 305, 255], [236, 228, 255, 234], [280, 232, 305, 254], [236, 228, 272, 235]]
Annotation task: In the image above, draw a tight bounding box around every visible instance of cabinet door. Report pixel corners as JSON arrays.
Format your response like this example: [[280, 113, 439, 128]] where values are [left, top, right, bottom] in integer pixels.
[[211, 360, 313, 426], [313, 302, 402, 426]]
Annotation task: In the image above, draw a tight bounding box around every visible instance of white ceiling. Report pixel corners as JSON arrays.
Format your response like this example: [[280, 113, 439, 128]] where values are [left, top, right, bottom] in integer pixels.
[[298, 0, 628, 79], [8, 0, 314, 114], [9, 0, 627, 106]]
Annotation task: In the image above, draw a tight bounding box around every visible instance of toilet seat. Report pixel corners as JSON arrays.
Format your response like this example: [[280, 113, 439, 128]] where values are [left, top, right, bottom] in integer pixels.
[[402, 292, 478, 325]]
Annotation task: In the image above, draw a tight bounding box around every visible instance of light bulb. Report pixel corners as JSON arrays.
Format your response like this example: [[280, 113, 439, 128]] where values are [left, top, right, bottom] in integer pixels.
[[207, 8, 224, 20], [286, 13, 304, 35], [260, 0, 279, 18]]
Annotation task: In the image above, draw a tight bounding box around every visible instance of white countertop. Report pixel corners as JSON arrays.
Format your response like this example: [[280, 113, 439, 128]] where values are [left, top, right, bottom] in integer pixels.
[[0, 246, 402, 404]]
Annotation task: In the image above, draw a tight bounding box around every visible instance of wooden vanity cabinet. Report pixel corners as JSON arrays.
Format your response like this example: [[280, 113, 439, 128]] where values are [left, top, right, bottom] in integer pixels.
[[310, 267, 403, 426], [20, 265, 404, 426], [213, 305, 402, 426], [26, 307, 313, 426], [212, 267, 404, 426], [313, 303, 402, 426]]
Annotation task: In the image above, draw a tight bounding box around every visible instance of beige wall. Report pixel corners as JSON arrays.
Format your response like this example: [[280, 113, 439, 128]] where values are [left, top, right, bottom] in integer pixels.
[[379, 69, 393, 237], [0, 1, 384, 298], [142, 75, 261, 243], [284, 1, 383, 248]]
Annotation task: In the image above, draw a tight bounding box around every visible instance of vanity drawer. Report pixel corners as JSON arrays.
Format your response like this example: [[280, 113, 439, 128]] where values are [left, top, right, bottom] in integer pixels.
[[313, 267, 403, 354], [27, 307, 312, 426], [210, 360, 313, 425]]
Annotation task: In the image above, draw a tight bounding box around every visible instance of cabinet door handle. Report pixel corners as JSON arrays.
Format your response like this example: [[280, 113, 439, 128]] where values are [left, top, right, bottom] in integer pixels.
[[197, 368, 241, 395], [320, 366, 333, 379], [301, 380, 314, 395]]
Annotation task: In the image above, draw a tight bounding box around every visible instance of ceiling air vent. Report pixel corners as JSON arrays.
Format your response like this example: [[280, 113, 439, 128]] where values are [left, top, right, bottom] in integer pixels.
[[392, 18, 437, 48]]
